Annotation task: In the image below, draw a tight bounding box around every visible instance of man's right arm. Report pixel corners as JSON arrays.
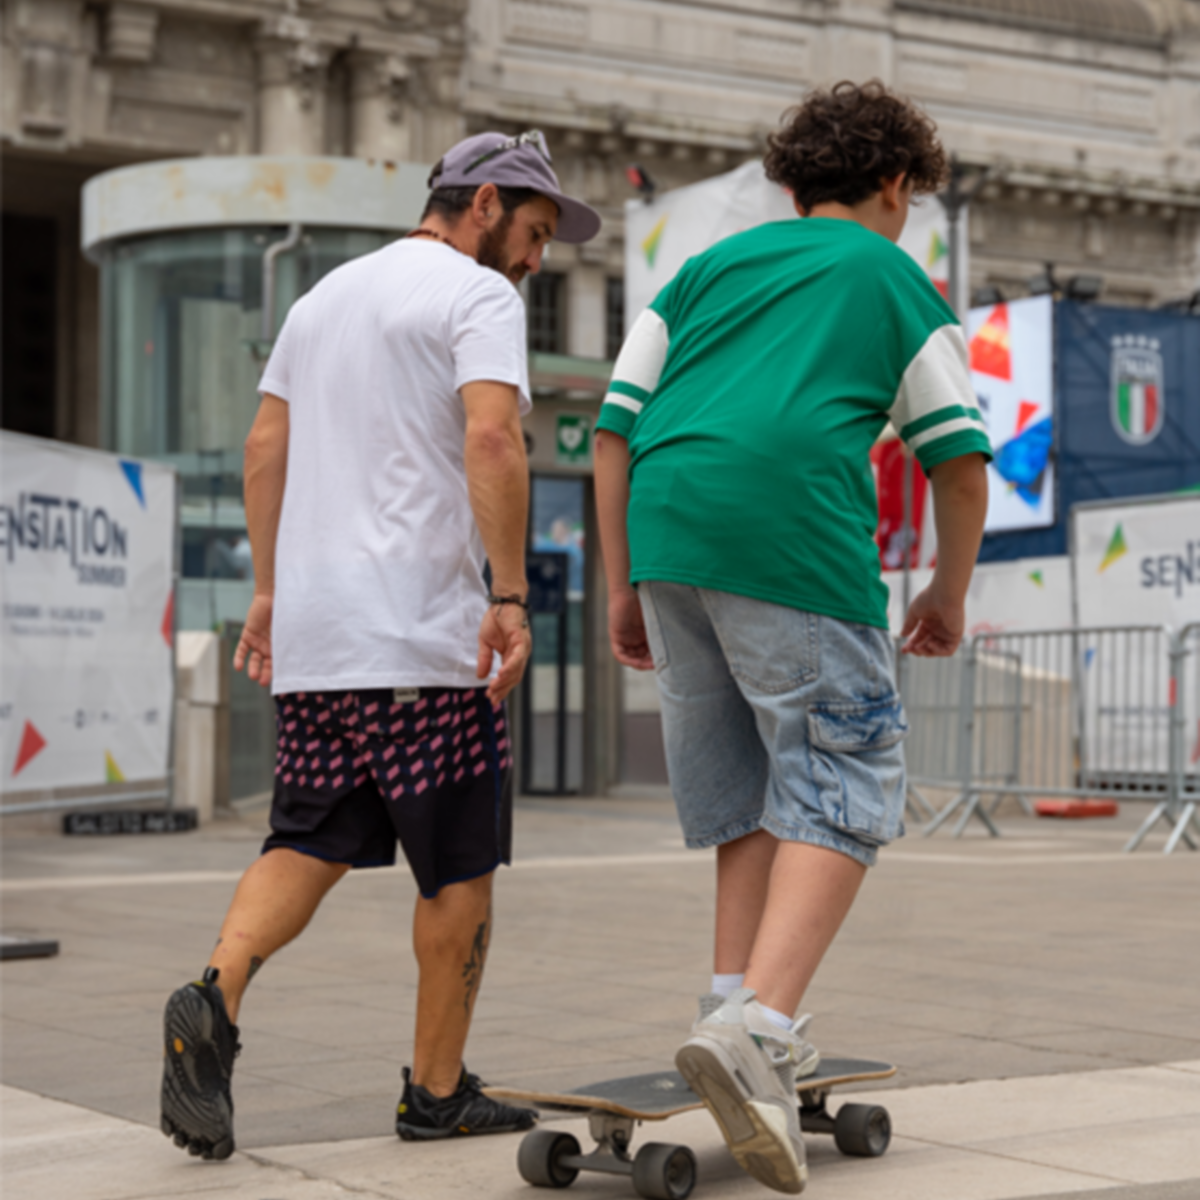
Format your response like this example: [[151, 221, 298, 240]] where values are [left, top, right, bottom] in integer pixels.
[[461, 379, 531, 703]]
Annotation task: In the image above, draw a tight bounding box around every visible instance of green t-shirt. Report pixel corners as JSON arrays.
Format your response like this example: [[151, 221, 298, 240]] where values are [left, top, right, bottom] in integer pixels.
[[595, 217, 992, 629]]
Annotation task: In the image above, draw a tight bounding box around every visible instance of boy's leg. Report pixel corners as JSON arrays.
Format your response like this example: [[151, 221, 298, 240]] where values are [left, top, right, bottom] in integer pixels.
[[742, 841, 866, 1015], [209, 847, 350, 1022], [714, 829, 777, 974]]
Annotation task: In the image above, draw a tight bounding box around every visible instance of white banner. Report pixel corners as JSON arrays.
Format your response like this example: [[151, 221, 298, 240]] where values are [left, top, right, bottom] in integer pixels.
[[884, 555, 1071, 637], [0, 433, 177, 793], [1069, 494, 1198, 779], [625, 161, 966, 331], [1071, 493, 1200, 628], [966, 295, 1055, 534]]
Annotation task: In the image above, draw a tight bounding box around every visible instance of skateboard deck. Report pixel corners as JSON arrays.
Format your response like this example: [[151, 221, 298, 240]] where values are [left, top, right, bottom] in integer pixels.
[[491, 1057, 897, 1198], [487, 1056, 895, 1120]]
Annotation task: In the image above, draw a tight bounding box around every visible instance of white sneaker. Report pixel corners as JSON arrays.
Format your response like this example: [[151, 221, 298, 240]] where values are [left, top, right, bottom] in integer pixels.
[[675, 988, 809, 1194], [693, 995, 821, 1081]]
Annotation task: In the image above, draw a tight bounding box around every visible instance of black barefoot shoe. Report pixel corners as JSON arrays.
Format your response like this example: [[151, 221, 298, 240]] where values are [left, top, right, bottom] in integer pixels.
[[395, 1066, 537, 1140], [160, 967, 241, 1161]]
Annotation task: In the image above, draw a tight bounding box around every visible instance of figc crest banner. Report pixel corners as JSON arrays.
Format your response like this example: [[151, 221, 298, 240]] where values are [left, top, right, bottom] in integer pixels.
[[0, 433, 177, 794]]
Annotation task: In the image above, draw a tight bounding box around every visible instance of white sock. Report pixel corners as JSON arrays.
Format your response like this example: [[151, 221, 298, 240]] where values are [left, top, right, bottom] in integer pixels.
[[711, 973, 744, 998], [759, 1004, 794, 1031]]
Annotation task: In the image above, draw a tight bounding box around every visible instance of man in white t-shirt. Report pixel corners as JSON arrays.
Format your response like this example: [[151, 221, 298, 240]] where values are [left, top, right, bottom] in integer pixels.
[[159, 131, 600, 1157]]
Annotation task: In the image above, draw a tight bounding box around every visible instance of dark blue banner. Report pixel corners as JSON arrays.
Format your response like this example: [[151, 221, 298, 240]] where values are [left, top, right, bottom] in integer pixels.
[[980, 300, 1200, 561]]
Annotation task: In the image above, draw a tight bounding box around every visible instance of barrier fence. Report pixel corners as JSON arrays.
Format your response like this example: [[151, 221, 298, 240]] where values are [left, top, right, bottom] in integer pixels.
[[899, 623, 1199, 853]]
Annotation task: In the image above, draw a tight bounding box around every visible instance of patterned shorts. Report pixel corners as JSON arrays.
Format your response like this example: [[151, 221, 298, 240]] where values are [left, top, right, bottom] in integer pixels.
[[262, 687, 513, 898]]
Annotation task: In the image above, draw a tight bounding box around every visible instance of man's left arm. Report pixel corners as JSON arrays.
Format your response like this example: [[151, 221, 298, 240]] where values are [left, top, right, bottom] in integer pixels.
[[235, 393, 289, 687]]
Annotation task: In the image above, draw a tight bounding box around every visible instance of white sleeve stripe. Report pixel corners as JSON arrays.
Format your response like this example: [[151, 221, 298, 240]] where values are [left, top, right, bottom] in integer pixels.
[[610, 308, 669, 395], [602, 393, 644, 415], [889, 323, 975, 433], [908, 415, 989, 452]]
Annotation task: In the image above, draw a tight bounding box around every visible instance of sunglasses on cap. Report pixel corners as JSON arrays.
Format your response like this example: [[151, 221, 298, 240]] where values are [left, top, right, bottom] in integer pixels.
[[462, 130, 552, 175]]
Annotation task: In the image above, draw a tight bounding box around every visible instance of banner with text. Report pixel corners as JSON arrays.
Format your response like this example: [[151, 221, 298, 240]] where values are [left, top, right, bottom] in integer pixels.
[[1, 433, 177, 793], [1071, 493, 1200, 628]]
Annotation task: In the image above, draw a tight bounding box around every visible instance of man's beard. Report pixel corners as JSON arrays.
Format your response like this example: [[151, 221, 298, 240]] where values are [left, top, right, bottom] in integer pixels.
[[476, 212, 524, 283]]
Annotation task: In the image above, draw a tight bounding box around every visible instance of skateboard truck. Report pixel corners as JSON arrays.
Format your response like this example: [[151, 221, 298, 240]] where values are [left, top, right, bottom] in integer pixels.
[[518, 1115, 697, 1199]]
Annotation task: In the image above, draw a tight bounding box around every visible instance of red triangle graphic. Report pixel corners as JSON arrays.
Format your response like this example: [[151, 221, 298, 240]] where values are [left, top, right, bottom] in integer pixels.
[[161, 590, 174, 647], [13, 721, 47, 776], [969, 304, 1012, 381], [1016, 401, 1038, 434]]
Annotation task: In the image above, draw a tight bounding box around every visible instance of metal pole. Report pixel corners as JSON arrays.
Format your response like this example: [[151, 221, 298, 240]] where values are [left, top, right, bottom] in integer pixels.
[[261, 223, 303, 344], [947, 203, 961, 319]]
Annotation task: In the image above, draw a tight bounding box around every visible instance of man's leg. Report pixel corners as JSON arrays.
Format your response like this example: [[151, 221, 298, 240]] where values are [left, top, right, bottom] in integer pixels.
[[742, 841, 866, 1016], [395, 866, 535, 1139], [410, 872, 493, 1096], [160, 847, 348, 1160], [209, 847, 350, 1022]]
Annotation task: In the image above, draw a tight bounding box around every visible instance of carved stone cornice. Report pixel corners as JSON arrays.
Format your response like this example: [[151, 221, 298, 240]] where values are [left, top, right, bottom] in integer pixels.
[[104, 3, 159, 64], [254, 16, 331, 111]]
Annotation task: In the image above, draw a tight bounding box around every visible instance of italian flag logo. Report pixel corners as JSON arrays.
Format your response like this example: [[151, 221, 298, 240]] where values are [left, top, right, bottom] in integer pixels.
[[1110, 335, 1164, 446]]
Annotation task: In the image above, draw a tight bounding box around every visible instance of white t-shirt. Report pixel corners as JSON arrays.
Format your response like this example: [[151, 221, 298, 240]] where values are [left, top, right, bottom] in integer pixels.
[[257, 239, 531, 694]]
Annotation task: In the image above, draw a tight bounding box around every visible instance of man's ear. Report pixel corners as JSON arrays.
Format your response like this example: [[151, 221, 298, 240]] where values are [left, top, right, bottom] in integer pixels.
[[471, 182, 500, 227]]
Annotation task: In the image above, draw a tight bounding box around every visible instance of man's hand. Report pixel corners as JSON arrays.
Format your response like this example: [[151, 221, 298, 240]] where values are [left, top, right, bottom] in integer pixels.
[[234, 594, 274, 686], [609, 587, 654, 670], [900, 585, 965, 657], [477, 602, 532, 704]]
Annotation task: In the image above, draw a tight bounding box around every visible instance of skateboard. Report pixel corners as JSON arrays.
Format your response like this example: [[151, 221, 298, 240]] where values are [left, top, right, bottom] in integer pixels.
[[486, 1056, 896, 1200]]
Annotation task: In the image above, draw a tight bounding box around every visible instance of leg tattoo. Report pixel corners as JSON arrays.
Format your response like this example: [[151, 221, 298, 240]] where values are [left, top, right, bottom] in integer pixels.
[[461, 903, 492, 1016], [247, 955, 264, 985]]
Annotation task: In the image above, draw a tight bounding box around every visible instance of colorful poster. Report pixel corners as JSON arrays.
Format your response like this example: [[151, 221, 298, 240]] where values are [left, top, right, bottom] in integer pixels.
[[625, 161, 966, 330], [966, 295, 1055, 534], [0, 433, 177, 794]]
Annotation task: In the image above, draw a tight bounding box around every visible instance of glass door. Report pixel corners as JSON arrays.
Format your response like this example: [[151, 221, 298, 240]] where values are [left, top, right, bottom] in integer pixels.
[[522, 475, 586, 794]]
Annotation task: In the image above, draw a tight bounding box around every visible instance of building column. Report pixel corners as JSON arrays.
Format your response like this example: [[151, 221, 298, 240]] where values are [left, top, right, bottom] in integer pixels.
[[567, 265, 607, 359], [348, 50, 411, 161], [255, 17, 329, 155]]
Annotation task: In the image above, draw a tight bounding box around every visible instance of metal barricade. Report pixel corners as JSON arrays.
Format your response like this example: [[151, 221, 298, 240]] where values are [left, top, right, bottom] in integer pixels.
[[910, 626, 1178, 840], [897, 651, 969, 823], [1124, 622, 1200, 854]]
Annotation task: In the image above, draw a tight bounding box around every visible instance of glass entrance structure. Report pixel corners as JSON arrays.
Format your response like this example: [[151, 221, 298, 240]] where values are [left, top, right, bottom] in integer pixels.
[[83, 156, 427, 630]]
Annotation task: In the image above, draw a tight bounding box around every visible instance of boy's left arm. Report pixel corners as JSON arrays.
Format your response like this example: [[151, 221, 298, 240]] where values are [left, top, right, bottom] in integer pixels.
[[901, 452, 988, 656]]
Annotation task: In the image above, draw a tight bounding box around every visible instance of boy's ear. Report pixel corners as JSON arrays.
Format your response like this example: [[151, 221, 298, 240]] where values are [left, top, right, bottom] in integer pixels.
[[879, 172, 909, 211]]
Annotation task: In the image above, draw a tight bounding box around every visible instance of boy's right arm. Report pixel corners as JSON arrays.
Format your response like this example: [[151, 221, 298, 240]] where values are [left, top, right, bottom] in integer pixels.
[[901, 452, 988, 656]]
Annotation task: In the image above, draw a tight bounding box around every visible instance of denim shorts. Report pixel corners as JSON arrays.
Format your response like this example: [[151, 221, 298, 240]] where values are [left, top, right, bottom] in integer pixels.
[[637, 582, 907, 867]]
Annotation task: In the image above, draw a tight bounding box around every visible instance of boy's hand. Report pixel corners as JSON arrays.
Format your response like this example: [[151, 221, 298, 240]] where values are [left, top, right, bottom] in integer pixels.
[[609, 588, 654, 670], [901, 586, 965, 656]]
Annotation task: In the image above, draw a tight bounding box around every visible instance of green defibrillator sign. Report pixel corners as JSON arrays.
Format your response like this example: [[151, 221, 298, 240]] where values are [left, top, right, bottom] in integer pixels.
[[555, 413, 592, 466]]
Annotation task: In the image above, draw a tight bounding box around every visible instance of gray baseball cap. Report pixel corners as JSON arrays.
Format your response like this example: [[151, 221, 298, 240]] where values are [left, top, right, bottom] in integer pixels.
[[427, 130, 601, 244]]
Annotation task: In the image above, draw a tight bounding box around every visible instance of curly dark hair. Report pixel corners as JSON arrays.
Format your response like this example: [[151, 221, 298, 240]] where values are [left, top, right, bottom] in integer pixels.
[[764, 80, 948, 212]]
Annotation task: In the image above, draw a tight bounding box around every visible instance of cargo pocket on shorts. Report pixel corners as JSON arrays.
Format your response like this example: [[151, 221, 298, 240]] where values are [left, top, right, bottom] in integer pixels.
[[807, 695, 908, 847]]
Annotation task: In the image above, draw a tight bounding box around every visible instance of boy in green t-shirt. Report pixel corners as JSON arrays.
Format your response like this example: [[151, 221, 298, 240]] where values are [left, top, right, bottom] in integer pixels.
[[596, 81, 990, 1194]]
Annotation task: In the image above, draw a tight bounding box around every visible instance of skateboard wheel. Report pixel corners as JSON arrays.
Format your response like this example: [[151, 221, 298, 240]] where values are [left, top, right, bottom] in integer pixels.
[[632, 1142, 697, 1200], [517, 1129, 581, 1188], [833, 1103, 891, 1157]]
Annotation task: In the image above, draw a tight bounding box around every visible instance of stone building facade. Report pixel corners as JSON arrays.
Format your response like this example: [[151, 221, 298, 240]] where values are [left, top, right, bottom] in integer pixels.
[[3, 0, 1199, 440]]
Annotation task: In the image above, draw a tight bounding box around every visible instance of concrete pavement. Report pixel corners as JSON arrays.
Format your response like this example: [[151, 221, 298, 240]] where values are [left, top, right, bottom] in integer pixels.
[[2, 795, 1199, 1199]]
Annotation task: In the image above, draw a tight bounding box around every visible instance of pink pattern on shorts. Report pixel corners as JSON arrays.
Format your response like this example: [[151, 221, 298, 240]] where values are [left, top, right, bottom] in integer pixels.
[[274, 688, 511, 803]]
